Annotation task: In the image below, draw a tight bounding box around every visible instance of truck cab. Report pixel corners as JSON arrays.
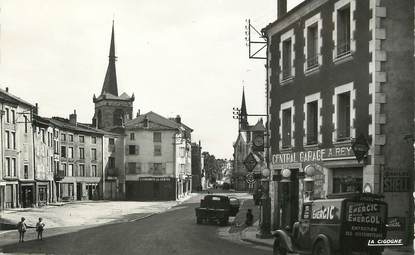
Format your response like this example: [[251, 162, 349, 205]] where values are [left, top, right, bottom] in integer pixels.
[[273, 192, 388, 255]]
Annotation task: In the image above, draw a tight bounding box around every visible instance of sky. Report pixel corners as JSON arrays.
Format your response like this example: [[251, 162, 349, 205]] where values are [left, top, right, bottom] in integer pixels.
[[0, 0, 302, 159]]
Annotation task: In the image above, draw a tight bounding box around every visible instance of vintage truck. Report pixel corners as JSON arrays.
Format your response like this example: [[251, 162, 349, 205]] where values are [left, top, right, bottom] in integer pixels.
[[273, 192, 388, 255], [195, 195, 240, 226]]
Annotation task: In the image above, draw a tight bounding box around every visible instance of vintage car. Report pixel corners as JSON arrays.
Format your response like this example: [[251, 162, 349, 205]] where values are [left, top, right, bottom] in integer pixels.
[[273, 192, 388, 255], [195, 195, 240, 226]]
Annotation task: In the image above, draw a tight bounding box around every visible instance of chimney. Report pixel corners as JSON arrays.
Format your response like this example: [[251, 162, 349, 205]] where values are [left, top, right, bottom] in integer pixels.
[[175, 115, 181, 124], [277, 0, 287, 18], [34, 103, 39, 115], [5, 87, 8, 93], [69, 110, 77, 126]]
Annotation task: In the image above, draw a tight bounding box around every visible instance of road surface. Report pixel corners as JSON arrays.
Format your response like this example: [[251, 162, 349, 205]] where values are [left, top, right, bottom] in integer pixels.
[[0, 194, 271, 255]]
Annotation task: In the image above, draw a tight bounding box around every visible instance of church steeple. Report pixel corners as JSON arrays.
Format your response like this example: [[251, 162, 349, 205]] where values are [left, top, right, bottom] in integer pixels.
[[239, 87, 248, 130], [101, 21, 118, 96]]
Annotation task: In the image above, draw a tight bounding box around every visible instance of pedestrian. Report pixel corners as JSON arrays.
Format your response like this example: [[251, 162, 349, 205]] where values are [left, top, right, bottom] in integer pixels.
[[17, 217, 27, 243], [245, 209, 253, 226], [36, 217, 45, 240]]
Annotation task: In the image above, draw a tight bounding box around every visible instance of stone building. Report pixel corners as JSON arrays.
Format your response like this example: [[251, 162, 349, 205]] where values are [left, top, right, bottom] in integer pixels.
[[123, 112, 192, 201], [48, 111, 119, 201], [0, 87, 36, 209], [32, 114, 57, 205], [263, 0, 414, 243]]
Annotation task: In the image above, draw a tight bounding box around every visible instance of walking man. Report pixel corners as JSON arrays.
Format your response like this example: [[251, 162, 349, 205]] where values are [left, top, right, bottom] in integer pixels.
[[36, 217, 45, 240], [17, 217, 27, 243]]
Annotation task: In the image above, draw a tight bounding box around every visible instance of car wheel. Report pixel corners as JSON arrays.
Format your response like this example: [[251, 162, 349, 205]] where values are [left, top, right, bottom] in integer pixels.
[[313, 240, 329, 255], [273, 238, 287, 255]]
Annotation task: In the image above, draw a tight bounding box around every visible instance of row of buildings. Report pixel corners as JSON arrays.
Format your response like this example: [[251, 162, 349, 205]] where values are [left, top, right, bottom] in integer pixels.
[[0, 22, 204, 210], [235, 0, 414, 244]]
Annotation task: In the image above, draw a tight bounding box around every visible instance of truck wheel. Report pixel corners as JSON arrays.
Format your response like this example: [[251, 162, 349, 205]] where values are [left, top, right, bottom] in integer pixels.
[[313, 240, 329, 255], [273, 238, 287, 255]]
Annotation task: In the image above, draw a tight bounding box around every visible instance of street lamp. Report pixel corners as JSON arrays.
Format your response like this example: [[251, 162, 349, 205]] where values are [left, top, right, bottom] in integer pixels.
[[257, 167, 272, 238], [303, 165, 316, 201]]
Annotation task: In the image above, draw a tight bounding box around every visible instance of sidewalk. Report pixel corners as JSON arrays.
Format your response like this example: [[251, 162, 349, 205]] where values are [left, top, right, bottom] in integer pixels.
[[240, 226, 414, 255]]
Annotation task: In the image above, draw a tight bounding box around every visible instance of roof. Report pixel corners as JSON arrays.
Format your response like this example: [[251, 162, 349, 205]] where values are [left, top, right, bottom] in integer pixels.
[[250, 119, 266, 132], [94, 91, 134, 102], [125, 111, 193, 132], [47, 117, 110, 136], [262, 0, 315, 35], [0, 87, 36, 108], [101, 22, 118, 96]]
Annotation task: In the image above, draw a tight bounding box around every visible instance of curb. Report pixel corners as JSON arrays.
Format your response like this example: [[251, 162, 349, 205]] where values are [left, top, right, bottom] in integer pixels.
[[240, 228, 273, 248]]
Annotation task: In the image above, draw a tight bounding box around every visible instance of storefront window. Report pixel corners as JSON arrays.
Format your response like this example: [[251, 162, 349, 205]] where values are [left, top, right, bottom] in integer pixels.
[[332, 168, 362, 193]]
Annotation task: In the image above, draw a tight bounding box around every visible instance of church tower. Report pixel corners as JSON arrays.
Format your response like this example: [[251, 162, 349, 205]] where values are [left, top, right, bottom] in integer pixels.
[[239, 87, 248, 131], [93, 21, 134, 131]]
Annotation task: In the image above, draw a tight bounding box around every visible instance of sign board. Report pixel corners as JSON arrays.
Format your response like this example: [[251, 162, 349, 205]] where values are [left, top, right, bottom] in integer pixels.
[[352, 134, 370, 162], [383, 171, 410, 192], [244, 152, 258, 172], [342, 201, 387, 240], [139, 177, 172, 182], [272, 146, 354, 165], [387, 217, 406, 231], [245, 172, 255, 184]]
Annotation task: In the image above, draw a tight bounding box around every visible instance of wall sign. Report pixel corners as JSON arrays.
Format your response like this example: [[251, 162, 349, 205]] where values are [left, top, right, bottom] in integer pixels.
[[272, 146, 354, 165], [383, 171, 410, 192], [139, 177, 172, 182]]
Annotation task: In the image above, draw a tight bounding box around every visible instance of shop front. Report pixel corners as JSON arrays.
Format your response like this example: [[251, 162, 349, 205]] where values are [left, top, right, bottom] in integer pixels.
[[4, 182, 17, 208], [126, 177, 176, 201], [36, 182, 49, 206], [19, 181, 35, 208], [270, 145, 363, 229]]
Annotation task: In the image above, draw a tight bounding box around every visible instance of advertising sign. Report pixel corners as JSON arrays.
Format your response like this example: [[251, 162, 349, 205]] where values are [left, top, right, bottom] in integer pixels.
[[383, 171, 410, 192], [342, 201, 387, 240], [272, 146, 355, 165], [243, 152, 258, 172], [310, 200, 342, 224]]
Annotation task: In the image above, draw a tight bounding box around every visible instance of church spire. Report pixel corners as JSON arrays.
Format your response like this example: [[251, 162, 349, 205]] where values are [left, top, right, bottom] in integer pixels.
[[239, 87, 248, 130], [101, 20, 118, 96]]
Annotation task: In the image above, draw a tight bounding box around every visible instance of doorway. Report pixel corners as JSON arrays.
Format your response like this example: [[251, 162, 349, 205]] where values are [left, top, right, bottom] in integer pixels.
[[278, 169, 299, 228], [76, 183, 82, 200], [21, 185, 34, 208]]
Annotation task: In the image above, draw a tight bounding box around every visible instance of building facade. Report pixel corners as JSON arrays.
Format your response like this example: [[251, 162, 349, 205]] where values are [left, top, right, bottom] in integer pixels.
[[264, 0, 414, 243], [123, 112, 192, 201], [191, 141, 202, 192], [32, 114, 57, 206], [0, 88, 36, 209], [49, 112, 113, 201]]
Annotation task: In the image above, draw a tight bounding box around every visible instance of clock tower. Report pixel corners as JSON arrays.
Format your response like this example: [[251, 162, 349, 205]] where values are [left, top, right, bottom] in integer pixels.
[[92, 21, 134, 132]]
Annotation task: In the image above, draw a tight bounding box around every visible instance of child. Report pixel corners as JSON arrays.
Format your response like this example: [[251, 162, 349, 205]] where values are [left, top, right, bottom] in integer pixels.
[[17, 217, 27, 243], [245, 209, 254, 226], [36, 217, 45, 240]]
